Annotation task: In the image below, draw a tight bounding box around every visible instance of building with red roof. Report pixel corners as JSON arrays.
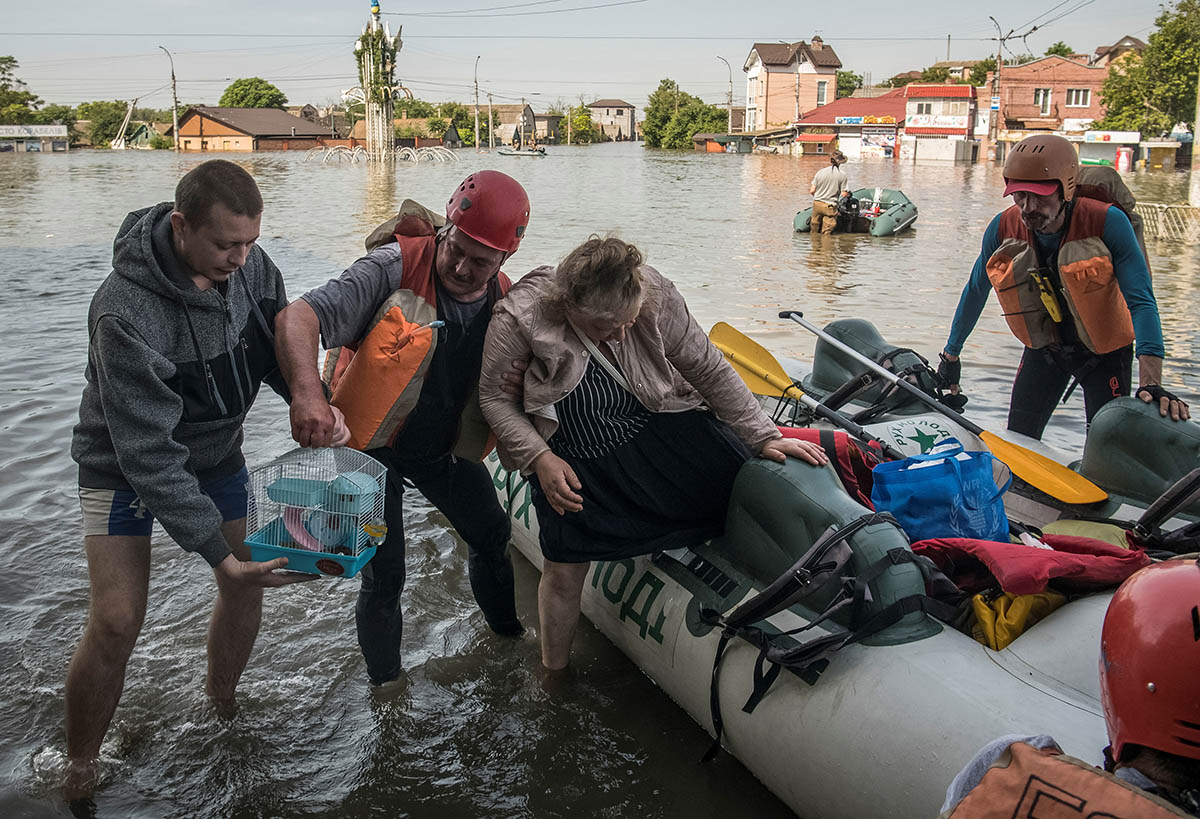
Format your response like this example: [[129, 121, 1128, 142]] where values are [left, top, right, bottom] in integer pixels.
[[793, 88, 906, 158]]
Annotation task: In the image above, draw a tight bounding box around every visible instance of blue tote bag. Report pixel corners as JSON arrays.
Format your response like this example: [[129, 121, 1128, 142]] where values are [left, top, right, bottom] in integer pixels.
[[870, 438, 1011, 543]]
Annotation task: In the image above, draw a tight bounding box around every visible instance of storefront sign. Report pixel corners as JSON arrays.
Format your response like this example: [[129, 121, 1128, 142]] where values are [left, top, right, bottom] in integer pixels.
[[906, 114, 968, 129], [1083, 130, 1140, 143], [861, 126, 896, 159], [835, 115, 896, 125], [0, 124, 68, 137]]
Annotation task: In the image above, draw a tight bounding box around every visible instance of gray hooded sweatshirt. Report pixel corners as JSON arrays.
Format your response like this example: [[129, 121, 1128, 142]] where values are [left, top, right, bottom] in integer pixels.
[[71, 203, 289, 567]]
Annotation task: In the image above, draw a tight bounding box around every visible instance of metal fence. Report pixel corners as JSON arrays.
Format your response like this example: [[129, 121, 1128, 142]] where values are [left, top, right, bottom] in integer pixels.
[[1135, 203, 1200, 245]]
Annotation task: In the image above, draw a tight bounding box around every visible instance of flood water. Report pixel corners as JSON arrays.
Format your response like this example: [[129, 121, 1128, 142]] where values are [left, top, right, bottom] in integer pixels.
[[0, 143, 1196, 818]]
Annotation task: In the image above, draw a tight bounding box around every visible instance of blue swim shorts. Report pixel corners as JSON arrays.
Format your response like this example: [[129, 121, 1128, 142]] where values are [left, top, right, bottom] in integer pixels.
[[78, 466, 249, 537]]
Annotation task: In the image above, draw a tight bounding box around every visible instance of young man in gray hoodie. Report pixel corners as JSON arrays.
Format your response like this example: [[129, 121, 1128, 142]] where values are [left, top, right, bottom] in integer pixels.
[[65, 160, 329, 797]]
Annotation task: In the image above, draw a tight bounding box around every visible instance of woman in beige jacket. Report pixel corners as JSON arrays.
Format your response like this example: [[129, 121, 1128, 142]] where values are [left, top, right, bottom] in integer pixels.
[[479, 237, 826, 671]]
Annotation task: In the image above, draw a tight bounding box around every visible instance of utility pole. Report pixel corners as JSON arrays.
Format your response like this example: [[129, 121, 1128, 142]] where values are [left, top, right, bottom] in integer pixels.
[[567, 104, 572, 145], [717, 56, 733, 133], [487, 93, 494, 148], [946, 35, 951, 62], [473, 55, 481, 150], [988, 17, 1011, 162], [159, 45, 180, 153]]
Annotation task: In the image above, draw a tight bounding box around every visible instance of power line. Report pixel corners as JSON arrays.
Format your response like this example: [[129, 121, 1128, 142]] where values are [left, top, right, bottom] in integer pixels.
[[3, 31, 993, 41], [390, 0, 572, 13], [382, 0, 648, 17]]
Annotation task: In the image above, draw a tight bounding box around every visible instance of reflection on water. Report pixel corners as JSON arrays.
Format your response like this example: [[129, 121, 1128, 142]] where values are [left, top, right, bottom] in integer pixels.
[[0, 145, 1195, 818]]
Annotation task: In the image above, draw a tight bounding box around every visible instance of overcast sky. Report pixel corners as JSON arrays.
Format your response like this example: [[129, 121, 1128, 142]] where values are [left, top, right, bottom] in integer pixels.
[[4, 0, 1158, 112]]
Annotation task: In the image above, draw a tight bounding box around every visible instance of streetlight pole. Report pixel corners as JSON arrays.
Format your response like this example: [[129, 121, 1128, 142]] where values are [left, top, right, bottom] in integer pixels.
[[717, 56, 733, 133], [159, 45, 180, 153], [473, 55, 481, 150]]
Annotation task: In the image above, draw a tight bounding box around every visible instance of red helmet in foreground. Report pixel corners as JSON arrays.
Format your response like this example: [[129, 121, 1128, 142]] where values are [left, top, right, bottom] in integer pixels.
[[446, 170, 530, 254], [1099, 559, 1200, 763]]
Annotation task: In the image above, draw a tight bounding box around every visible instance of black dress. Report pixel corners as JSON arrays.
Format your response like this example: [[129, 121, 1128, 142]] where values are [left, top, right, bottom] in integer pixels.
[[530, 355, 751, 563]]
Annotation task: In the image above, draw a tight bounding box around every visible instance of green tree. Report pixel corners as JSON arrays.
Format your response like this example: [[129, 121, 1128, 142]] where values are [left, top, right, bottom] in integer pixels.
[[642, 78, 685, 147], [560, 105, 601, 143], [34, 103, 75, 130], [837, 70, 864, 98], [969, 57, 997, 86], [426, 116, 450, 139], [149, 133, 173, 149], [0, 56, 43, 123], [1044, 41, 1075, 57], [76, 100, 130, 147], [659, 98, 728, 149], [218, 77, 287, 109], [396, 97, 438, 118], [920, 65, 952, 83], [884, 73, 914, 88], [1093, 0, 1199, 135]]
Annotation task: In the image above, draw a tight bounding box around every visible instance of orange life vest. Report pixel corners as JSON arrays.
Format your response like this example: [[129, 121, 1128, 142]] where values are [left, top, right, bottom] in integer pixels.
[[984, 198, 1134, 354], [322, 200, 511, 458], [943, 741, 1192, 818]]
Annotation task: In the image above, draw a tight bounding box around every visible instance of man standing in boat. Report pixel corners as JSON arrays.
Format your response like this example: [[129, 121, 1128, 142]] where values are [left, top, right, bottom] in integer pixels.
[[938, 133, 1188, 439], [276, 171, 529, 686], [808, 150, 850, 235], [941, 559, 1200, 817]]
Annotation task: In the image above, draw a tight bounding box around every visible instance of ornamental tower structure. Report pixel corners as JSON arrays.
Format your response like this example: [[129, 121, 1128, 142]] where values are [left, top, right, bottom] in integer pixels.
[[348, 1, 402, 161]]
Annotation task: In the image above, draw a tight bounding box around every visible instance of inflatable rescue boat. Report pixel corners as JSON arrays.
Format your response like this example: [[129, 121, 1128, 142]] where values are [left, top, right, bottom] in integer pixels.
[[488, 319, 1199, 819], [794, 188, 918, 236]]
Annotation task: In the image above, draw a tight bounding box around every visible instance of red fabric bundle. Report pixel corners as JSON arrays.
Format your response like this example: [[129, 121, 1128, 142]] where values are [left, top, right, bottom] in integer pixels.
[[910, 534, 1152, 596]]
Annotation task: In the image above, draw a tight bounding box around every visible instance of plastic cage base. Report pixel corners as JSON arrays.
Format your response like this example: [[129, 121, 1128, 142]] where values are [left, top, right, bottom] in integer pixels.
[[246, 517, 377, 578]]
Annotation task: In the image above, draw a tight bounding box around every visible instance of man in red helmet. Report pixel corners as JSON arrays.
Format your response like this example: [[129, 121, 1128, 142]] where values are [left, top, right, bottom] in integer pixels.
[[940, 559, 1200, 817], [276, 171, 530, 684], [938, 133, 1188, 439]]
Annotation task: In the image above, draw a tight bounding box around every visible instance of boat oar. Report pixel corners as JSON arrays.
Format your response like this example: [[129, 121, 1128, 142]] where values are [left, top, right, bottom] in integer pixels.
[[779, 310, 1108, 505], [709, 322, 906, 461]]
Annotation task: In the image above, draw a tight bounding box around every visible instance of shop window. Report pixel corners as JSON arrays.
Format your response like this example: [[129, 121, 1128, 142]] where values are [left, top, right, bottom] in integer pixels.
[[1065, 88, 1090, 107]]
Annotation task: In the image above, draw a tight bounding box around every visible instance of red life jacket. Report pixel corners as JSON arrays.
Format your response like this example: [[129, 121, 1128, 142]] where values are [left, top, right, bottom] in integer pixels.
[[911, 533, 1151, 596]]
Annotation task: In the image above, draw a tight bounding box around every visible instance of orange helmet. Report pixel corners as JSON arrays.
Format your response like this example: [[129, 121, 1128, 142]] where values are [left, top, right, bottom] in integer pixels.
[[446, 170, 530, 254], [1099, 559, 1200, 763], [1003, 134, 1079, 201]]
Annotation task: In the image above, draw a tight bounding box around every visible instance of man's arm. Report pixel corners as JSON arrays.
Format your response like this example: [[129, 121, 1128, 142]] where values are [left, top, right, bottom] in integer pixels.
[[277, 249, 399, 447], [943, 215, 1003, 361], [91, 317, 231, 567], [1103, 208, 1188, 420], [276, 299, 337, 448]]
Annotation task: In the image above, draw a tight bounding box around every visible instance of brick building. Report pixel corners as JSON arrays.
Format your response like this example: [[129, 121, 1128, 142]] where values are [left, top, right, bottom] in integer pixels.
[[172, 107, 330, 152], [993, 56, 1107, 155]]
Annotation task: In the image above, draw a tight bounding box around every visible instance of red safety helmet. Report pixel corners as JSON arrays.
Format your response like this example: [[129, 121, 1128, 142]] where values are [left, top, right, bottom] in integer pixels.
[[1099, 559, 1200, 763], [446, 170, 530, 254]]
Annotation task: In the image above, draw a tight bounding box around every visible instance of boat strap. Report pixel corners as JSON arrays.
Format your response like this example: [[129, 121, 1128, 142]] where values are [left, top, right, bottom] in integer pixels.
[[698, 514, 961, 762]]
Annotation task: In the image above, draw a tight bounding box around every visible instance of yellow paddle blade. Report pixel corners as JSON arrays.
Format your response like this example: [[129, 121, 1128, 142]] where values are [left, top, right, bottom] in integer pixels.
[[980, 431, 1108, 505], [709, 322, 796, 398]]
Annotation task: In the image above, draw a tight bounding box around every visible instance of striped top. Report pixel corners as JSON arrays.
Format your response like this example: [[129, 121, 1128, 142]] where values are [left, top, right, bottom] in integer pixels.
[[550, 355, 651, 459]]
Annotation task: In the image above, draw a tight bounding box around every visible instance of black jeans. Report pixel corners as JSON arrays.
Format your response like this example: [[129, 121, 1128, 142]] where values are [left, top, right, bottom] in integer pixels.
[[1007, 344, 1133, 440], [356, 450, 521, 683]]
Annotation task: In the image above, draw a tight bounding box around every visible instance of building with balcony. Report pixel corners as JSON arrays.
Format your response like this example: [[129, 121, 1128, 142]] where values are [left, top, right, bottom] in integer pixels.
[[993, 56, 1107, 155], [743, 36, 841, 132]]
